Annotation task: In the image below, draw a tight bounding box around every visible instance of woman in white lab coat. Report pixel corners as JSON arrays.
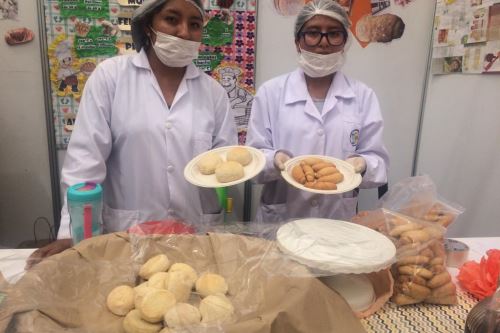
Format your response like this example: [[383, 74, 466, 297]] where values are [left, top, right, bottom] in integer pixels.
[[27, 0, 237, 267], [246, 0, 389, 223]]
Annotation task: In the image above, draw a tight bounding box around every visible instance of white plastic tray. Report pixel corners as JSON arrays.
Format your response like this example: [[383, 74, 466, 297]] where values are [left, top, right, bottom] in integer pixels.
[[277, 218, 396, 274]]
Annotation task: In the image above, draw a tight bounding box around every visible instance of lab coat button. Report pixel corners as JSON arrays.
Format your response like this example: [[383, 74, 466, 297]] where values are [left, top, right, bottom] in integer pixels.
[[167, 165, 174, 173], [317, 129, 324, 136], [165, 122, 172, 129]]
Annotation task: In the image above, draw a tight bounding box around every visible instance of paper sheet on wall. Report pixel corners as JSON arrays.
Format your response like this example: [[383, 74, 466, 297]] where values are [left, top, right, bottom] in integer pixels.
[[433, 0, 500, 74]]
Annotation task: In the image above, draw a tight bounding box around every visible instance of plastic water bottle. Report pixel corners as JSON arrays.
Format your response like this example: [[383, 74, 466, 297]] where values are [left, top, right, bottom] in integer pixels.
[[67, 182, 103, 244]]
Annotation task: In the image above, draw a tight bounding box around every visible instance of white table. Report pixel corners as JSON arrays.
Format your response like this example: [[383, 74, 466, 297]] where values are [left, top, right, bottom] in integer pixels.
[[0, 238, 498, 285]]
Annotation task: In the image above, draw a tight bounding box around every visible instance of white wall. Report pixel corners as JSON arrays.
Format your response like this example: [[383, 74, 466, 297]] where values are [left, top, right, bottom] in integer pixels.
[[416, 74, 500, 237], [0, 3, 54, 247]]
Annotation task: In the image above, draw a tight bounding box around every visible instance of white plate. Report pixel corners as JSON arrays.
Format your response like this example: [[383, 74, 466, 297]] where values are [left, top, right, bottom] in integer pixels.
[[184, 146, 265, 188], [320, 274, 376, 312], [281, 155, 362, 194], [277, 218, 396, 274]]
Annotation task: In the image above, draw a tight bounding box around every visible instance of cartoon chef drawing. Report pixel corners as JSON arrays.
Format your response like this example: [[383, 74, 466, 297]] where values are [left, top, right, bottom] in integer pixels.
[[55, 40, 79, 93]]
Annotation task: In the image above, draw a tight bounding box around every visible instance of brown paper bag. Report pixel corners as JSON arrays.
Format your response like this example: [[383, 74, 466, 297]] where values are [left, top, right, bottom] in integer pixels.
[[0, 232, 366, 333]]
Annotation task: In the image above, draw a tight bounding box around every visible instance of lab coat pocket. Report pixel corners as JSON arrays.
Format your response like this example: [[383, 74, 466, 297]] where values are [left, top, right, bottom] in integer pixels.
[[201, 210, 224, 226], [342, 121, 361, 154], [340, 197, 358, 221], [257, 203, 288, 223], [102, 205, 140, 233], [193, 132, 213, 156]]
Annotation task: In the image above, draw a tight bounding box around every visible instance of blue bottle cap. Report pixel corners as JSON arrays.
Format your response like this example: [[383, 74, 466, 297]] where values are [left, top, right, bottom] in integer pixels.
[[67, 182, 102, 202]]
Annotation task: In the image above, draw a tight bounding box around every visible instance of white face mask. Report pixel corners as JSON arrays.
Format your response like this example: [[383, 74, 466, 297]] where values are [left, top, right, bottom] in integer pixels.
[[297, 48, 345, 78], [150, 29, 201, 67]]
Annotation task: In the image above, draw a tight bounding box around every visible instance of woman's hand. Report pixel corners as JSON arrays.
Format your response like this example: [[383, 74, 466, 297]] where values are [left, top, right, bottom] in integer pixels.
[[25, 239, 72, 270], [345, 156, 366, 174], [274, 151, 292, 170]]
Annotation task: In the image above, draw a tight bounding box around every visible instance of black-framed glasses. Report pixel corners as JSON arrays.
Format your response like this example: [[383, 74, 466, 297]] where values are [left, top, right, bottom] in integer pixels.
[[299, 30, 346, 47]]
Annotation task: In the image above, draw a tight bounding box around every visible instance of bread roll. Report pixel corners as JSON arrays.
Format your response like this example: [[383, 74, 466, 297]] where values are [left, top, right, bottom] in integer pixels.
[[134, 283, 159, 310], [195, 273, 228, 297], [169, 263, 198, 287], [226, 147, 253, 166], [197, 152, 223, 175], [140, 289, 177, 323], [199, 294, 234, 324], [123, 309, 162, 333], [148, 272, 169, 289], [165, 270, 192, 303], [139, 254, 170, 280], [106, 285, 135, 316], [215, 161, 244, 183], [164, 303, 201, 328]]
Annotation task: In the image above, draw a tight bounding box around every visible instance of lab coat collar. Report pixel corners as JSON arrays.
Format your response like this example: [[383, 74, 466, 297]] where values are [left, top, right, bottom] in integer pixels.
[[131, 49, 200, 80], [284, 69, 355, 105]]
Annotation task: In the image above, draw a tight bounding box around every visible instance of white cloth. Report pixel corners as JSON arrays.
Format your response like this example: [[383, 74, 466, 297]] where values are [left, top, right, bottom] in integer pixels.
[[246, 69, 389, 222], [58, 50, 237, 239]]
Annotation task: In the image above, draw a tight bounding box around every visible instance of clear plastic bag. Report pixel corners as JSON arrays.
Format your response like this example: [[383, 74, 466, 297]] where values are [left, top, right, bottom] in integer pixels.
[[378, 174, 465, 227], [353, 209, 457, 306]]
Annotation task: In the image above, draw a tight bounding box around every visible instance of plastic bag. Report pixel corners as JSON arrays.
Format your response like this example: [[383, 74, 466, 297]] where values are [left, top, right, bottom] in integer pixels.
[[354, 209, 457, 306], [378, 175, 465, 227]]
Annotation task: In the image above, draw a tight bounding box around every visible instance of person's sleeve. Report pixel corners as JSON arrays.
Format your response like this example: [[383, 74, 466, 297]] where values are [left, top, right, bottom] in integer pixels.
[[353, 89, 390, 189], [57, 65, 114, 239], [211, 84, 238, 148], [245, 84, 281, 183]]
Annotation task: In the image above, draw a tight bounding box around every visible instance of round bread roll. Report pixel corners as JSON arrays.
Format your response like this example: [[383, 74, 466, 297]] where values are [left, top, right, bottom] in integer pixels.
[[140, 289, 177, 323], [165, 270, 192, 303], [134, 282, 160, 310], [226, 147, 253, 166], [106, 285, 135, 316], [215, 161, 244, 183], [199, 294, 234, 324], [123, 309, 162, 333], [169, 263, 198, 287], [164, 303, 201, 328], [197, 152, 223, 175], [195, 273, 228, 297], [139, 254, 170, 280], [148, 272, 169, 289]]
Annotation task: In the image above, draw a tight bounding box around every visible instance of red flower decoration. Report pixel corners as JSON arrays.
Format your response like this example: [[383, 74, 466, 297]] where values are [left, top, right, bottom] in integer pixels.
[[458, 249, 500, 299]]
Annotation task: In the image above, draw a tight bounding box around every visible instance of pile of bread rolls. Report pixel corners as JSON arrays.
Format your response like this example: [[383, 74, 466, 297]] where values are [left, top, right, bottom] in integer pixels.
[[386, 212, 457, 306], [106, 254, 234, 333], [291, 157, 344, 190], [197, 147, 252, 183]]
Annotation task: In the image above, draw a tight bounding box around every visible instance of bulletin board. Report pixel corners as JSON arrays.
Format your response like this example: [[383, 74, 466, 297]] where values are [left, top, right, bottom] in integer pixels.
[[431, 0, 500, 74], [43, 0, 257, 148]]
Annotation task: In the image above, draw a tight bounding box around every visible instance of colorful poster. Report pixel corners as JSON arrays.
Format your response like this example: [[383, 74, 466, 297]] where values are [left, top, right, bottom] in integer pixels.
[[0, 0, 17, 20], [433, 0, 500, 74], [203, 1, 257, 144], [45, 0, 121, 148]]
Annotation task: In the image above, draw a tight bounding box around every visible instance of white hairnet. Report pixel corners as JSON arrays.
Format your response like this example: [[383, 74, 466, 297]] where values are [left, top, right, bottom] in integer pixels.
[[131, 0, 205, 51], [294, 0, 351, 40]]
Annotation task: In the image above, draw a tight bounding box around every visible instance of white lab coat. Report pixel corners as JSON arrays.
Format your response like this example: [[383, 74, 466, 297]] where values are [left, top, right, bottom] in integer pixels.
[[246, 69, 389, 222], [58, 50, 237, 239]]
